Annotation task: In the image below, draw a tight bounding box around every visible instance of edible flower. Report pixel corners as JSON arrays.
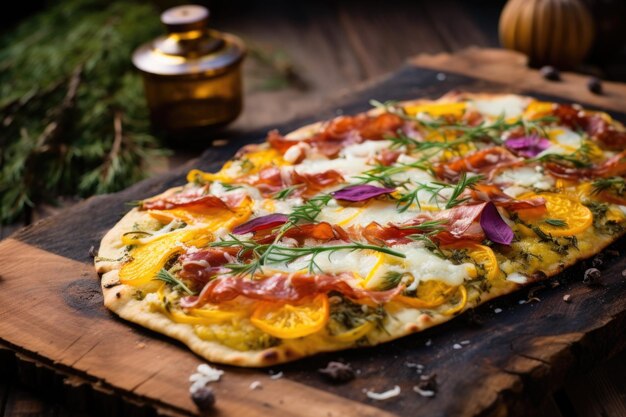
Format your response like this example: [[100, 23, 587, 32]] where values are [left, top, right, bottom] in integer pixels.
[[332, 184, 395, 202], [232, 213, 288, 235], [479, 202, 514, 245], [504, 135, 551, 158]]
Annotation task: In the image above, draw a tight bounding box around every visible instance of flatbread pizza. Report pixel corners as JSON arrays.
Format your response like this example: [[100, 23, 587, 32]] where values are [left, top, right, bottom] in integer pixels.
[[95, 92, 626, 366]]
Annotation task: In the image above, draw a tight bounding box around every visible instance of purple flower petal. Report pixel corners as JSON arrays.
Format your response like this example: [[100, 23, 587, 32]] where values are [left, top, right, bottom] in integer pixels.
[[480, 202, 514, 245], [332, 185, 395, 202], [504, 135, 551, 158], [232, 213, 288, 235]]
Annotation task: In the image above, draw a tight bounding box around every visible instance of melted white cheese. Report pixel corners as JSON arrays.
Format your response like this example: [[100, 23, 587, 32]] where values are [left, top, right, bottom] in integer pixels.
[[340, 140, 392, 159], [495, 166, 554, 194], [468, 95, 528, 118]]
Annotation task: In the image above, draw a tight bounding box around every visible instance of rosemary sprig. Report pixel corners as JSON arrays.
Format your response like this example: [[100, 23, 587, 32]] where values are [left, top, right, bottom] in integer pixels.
[[591, 177, 626, 196], [401, 219, 447, 258], [376, 271, 406, 291], [388, 130, 472, 153], [395, 173, 482, 212], [220, 183, 243, 191], [530, 141, 593, 168], [154, 269, 196, 295], [286, 194, 333, 224], [445, 172, 482, 209], [354, 161, 429, 189], [273, 184, 303, 200], [212, 235, 406, 276]]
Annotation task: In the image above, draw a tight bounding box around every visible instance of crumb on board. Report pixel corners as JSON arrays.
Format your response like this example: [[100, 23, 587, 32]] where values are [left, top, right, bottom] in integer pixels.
[[365, 385, 401, 400]]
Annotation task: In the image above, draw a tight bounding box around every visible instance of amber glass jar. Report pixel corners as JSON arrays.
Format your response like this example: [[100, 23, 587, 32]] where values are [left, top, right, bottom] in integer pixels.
[[132, 5, 245, 135]]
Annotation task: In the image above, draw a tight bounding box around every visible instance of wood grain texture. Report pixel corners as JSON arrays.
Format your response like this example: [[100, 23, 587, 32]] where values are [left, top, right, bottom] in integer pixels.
[[0, 240, 396, 417], [2, 49, 626, 417]]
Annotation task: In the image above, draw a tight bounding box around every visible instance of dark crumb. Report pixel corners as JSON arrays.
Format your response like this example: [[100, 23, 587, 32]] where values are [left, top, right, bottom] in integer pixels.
[[583, 268, 602, 286], [606, 249, 619, 257], [462, 309, 483, 328], [191, 387, 216, 411], [549, 280, 560, 289], [587, 77, 603, 95], [530, 271, 547, 282], [591, 254, 604, 269], [563, 294, 572, 303], [527, 283, 546, 300], [88, 246, 98, 258], [103, 281, 121, 289], [540, 65, 561, 81], [318, 361, 355, 383], [417, 373, 438, 393], [115, 292, 121, 299]]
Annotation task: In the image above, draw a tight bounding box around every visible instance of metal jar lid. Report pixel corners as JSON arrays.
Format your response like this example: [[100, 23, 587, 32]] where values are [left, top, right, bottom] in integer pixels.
[[132, 5, 245, 77]]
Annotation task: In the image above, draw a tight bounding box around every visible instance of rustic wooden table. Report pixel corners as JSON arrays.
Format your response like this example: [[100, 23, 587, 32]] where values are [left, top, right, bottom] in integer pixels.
[[2, 1, 626, 416]]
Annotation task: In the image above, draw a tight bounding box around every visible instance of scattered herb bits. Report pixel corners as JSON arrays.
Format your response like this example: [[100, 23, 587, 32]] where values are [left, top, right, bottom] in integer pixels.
[[540, 65, 561, 81]]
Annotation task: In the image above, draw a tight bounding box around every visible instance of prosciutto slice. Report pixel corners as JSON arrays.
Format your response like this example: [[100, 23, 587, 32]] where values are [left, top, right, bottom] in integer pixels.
[[268, 113, 405, 158], [180, 272, 402, 307], [433, 147, 522, 181], [246, 166, 344, 197]]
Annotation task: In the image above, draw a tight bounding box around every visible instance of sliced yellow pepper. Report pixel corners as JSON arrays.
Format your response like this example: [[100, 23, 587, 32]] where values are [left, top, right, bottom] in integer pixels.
[[327, 321, 375, 343], [404, 102, 466, 118], [186, 148, 288, 184], [119, 229, 211, 286], [442, 285, 468, 316], [250, 294, 329, 339]]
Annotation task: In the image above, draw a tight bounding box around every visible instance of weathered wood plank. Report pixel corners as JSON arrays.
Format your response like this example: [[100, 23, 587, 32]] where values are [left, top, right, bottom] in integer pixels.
[[564, 352, 626, 417], [410, 48, 626, 112]]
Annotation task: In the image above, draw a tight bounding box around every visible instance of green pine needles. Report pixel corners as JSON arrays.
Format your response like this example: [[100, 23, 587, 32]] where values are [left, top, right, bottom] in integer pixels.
[[0, 0, 168, 224]]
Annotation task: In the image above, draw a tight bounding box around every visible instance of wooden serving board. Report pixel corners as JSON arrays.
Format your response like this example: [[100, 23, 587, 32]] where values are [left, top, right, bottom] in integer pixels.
[[2, 48, 626, 417]]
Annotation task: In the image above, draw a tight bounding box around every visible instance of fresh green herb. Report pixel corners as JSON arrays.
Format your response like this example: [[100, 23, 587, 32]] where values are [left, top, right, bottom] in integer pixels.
[[328, 293, 386, 336], [449, 249, 471, 265], [510, 213, 578, 255], [403, 220, 447, 258], [387, 130, 474, 160], [530, 141, 594, 168], [376, 271, 406, 291], [240, 158, 255, 173], [584, 201, 625, 236], [354, 161, 429, 189], [220, 183, 243, 191], [591, 177, 626, 196], [402, 219, 447, 234], [544, 218, 568, 227], [396, 173, 482, 212], [154, 269, 196, 295], [286, 194, 333, 224], [212, 235, 405, 276], [273, 185, 303, 200], [444, 172, 482, 209]]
